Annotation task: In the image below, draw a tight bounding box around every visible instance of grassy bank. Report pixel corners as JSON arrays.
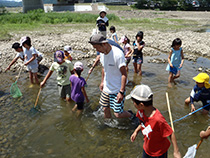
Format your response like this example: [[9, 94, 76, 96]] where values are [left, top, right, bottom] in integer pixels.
[[0, 9, 198, 40]]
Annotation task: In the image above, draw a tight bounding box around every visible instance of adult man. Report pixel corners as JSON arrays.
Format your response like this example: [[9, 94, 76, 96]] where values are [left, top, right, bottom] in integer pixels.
[[88, 38, 123, 74], [89, 34, 133, 119]]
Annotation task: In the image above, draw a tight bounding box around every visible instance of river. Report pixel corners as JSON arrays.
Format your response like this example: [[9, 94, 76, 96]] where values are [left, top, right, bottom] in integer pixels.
[[0, 51, 210, 158]]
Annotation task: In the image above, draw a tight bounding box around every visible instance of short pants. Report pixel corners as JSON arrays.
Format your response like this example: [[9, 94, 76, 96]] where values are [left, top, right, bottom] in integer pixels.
[[57, 84, 71, 99], [27, 66, 38, 73], [133, 56, 143, 64], [76, 102, 84, 110], [99, 91, 125, 113], [142, 149, 167, 158], [125, 58, 131, 65], [37, 56, 43, 63]]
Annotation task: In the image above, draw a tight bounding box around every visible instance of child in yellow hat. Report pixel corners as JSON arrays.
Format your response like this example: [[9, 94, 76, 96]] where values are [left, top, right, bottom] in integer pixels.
[[185, 73, 210, 114]]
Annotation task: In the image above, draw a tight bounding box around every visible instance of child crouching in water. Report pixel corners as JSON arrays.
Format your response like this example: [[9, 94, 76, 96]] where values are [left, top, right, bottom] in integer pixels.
[[127, 85, 181, 158], [70, 61, 89, 116], [166, 38, 184, 87]]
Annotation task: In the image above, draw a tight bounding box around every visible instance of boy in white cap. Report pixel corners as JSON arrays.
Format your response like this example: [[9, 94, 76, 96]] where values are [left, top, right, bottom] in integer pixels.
[[70, 61, 89, 116], [64, 45, 73, 61], [127, 85, 181, 158], [96, 10, 109, 37], [40, 50, 74, 102], [185, 72, 210, 114]]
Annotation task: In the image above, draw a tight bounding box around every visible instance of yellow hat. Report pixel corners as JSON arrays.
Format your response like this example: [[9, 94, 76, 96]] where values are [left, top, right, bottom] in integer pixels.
[[193, 73, 210, 89]]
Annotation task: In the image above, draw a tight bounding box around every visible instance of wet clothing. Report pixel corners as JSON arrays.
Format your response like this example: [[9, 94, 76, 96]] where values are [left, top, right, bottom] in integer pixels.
[[69, 75, 86, 103], [50, 60, 74, 86], [136, 109, 173, 157], [190, 85, 210, 111], [166, 47, 182, 74], [96, 16, 109, 32]]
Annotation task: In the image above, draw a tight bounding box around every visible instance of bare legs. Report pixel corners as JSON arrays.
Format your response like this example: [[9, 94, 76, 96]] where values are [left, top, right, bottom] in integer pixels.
[[72, 104, 83, 117], [29, 71, 39, 84], [133, 63, 142, 76], [103, 106, 131, 118], [168, 71, 181, 87]]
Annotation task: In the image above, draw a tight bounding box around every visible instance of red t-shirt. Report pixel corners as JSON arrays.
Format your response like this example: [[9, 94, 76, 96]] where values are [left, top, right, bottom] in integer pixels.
[[136, 109, 173, 157]]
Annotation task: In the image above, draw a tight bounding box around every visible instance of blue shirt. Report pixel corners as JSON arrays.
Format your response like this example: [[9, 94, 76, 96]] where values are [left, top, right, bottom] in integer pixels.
[[96, 39, 123, 55], [190, 84, 210, 109]]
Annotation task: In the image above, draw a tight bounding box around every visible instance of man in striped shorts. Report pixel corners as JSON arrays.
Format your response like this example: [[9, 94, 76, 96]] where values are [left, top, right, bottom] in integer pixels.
[[89, 34, 134, 119]]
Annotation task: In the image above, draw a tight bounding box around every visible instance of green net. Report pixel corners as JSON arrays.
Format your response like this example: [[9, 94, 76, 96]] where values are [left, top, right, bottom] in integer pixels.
[[10, 81, 22, 98]]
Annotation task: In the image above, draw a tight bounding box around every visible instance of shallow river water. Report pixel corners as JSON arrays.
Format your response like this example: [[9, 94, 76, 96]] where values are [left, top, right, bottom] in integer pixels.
[[0, 51, 210, 158]]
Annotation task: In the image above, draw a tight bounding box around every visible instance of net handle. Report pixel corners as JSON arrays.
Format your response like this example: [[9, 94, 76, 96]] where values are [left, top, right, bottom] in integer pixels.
[[34, 88, 42, 108], [15, 65, 23, 83]]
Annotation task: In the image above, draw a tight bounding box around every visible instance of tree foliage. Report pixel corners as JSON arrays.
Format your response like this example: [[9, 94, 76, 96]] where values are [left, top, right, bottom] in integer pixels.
[[135, 0, 210, 10]]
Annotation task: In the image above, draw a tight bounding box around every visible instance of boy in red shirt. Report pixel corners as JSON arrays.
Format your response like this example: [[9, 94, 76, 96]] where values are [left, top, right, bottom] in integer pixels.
[[126, 85, 181, 158]]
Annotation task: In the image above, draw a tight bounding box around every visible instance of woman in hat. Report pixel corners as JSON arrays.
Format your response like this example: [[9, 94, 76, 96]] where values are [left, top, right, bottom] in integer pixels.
[[96, 10, 109, 37], [185, 72, 210, 114]]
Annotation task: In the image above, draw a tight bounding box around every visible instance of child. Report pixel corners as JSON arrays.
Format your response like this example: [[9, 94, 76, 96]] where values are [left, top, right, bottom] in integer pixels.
[[64, 45, 73, 61], [96, 10, 109, 37], [127, 85, 181, 158], [110, 26, 118, 43], [69, 61, 89, 116], [20, 36, 39, 84], [185, 73, 210, 114], [5, 42, 24, 72], [166, 38, 184, 87], [119, 35, 132, 72], [132, 31, 145, 76], [200, 126, 210, 139], [40, 50, 74, 102]]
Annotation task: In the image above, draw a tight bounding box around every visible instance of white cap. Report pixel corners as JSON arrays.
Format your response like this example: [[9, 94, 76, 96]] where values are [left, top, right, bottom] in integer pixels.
[[20, 36, 27, 46], [126, 85, 153, 101], [74, 61, 83, 70], [64, 46, 73, 54], [99, 10, 106, 15]]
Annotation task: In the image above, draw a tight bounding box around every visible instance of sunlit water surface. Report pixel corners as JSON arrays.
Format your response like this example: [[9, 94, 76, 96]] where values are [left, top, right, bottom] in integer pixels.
[[1, 52, 210, 158]]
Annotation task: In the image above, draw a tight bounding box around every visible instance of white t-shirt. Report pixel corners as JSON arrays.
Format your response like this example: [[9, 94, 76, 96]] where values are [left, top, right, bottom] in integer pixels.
[[15, 51, 24, 60], [100, 46, 126, 94], [23, 46, 38, 70]]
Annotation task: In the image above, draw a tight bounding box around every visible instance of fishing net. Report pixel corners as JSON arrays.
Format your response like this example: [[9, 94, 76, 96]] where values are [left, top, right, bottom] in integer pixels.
[[10, 81, 22, 98]]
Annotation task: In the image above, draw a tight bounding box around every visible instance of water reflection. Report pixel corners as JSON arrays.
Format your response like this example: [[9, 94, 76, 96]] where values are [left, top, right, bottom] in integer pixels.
[[1, 53, 210, 157]]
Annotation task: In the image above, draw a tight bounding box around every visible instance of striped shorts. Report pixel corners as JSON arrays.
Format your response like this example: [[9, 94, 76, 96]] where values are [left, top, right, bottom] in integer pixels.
[[99, 91, 125, 113]]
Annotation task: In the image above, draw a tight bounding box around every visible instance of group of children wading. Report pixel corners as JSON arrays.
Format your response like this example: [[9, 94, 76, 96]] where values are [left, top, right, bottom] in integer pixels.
[[5, 9, 210, 158]]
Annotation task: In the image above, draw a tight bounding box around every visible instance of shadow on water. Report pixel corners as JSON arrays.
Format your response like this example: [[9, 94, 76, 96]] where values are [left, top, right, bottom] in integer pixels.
[[1, 52, 210, 157]]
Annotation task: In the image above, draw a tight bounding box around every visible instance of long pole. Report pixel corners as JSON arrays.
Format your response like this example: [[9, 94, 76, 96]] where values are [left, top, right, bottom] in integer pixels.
[[166, 92, 175, 132]]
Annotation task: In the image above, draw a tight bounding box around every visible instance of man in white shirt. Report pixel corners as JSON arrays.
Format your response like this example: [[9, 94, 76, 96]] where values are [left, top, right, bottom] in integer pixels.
[[89, 34, 133, 119]]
